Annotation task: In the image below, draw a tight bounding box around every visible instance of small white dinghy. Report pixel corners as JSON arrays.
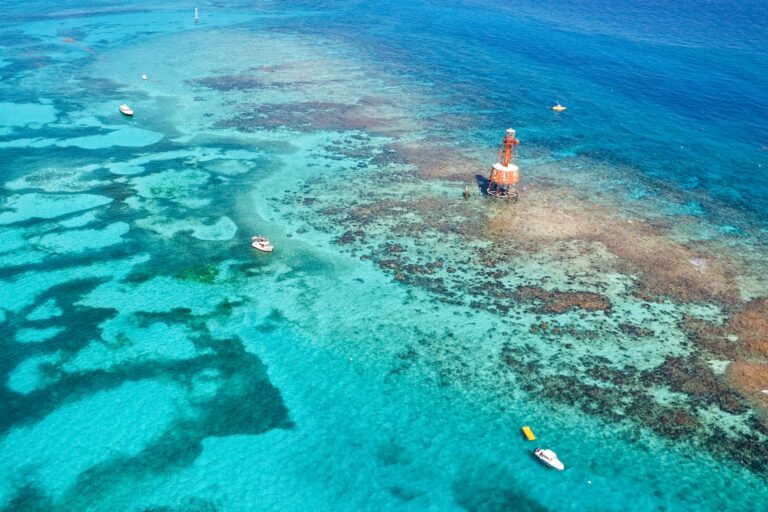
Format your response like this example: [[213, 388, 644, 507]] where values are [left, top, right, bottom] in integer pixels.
[[119, 104, 134, 116], [251, 235, 273, 252], [534, 448, 565, 470]]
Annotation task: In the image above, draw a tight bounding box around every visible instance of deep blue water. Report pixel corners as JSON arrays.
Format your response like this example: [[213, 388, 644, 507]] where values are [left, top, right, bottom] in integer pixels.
[[277, 0, 768, 215]]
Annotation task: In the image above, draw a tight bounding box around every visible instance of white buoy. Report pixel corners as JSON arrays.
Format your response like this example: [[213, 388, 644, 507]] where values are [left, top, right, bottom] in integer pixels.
[[141, 73, 148, 80]]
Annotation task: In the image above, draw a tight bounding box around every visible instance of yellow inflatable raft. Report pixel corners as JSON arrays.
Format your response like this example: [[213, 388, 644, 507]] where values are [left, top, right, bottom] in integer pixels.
[[522, 426, 536, 441]]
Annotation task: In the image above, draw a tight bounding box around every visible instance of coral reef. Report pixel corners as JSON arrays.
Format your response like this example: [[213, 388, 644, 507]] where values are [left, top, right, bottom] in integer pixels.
[[513, 285, 612, 314]]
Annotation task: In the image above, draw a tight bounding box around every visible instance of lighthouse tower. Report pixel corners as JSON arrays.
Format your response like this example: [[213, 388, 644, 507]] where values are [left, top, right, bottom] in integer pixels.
[[487, 128, 520, 201]]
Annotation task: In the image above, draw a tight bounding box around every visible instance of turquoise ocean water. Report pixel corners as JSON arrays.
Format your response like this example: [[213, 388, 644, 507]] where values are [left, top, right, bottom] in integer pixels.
[[1, 1, 767, 510]]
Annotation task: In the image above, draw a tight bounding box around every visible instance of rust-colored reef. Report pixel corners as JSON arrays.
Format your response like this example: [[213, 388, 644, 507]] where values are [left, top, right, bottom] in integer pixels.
[[513, 285, 611, 314], [730, 298, 768, 358], [487, 184, 741, 304], [728, 361, 768, 415]]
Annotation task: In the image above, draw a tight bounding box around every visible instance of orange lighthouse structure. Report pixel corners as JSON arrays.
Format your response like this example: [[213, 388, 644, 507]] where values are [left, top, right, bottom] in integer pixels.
[[487, 128, 520, 201]]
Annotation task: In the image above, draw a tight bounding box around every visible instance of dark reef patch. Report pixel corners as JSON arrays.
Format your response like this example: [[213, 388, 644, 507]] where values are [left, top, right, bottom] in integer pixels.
[[76, 77, 125, 98], [452, 462, 550, 512], [1, 483, 54, 512], [193, 74, 269, 91], [4, 329, 292, 510], [392, 142, 483, 182], [680, 314, 741, 358], [215, 101, 356, 132], [618, 323, 655, 337], [641, 356, 748, 415], [214, 99, 404, 135], [680, 299, 768, 423], [0, 204, 293, 506], [513, 285, 612, 315]]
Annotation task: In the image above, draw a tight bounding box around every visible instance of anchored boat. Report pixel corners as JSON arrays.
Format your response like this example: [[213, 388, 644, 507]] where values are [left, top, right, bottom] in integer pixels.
[[119, 104, 134, 116], [251, 235, 273, 252], [534, 448, 565, 470]]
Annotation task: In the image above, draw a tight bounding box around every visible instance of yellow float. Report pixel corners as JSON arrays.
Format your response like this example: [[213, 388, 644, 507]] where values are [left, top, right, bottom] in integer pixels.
[[522, 426, 536, 441]]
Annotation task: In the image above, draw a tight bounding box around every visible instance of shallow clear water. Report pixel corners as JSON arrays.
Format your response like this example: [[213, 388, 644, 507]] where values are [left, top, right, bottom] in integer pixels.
[[1, 1, 767, 511]]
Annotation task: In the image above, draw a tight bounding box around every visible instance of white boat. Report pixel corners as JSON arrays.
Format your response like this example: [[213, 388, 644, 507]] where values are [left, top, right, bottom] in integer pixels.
[[534, 448, 565, 470], [142, 73, 148, 80], [119, 104, 134, 116], [551, 103, 567, 112], [251, 235, 273, 252]]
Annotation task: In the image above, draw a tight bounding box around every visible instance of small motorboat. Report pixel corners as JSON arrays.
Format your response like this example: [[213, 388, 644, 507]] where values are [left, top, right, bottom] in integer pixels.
[[251, 235, 273, 252], [142, 73, 148, 80], [551, 103, 567, 112], [119, 104, 134, 116], [534, 448, 565, 470]]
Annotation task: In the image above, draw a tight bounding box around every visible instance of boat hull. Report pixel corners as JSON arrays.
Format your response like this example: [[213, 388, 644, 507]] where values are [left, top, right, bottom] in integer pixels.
[[534, 449, 565, 470], [538, 458, 565, 470]]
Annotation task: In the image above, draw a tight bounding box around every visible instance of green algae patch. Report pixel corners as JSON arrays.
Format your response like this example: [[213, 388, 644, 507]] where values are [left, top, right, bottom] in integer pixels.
[[176, 264, 220, 284], [5, 168, 107, 193], [130, 169, 211, 202]]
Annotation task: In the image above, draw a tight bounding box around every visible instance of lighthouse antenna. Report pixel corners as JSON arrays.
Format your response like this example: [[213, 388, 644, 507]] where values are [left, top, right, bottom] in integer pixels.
[[487, 128, 521, 202]]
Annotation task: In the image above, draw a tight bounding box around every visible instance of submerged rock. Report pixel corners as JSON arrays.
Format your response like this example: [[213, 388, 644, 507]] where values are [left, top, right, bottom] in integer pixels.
[[513, 285, 612, 315]]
